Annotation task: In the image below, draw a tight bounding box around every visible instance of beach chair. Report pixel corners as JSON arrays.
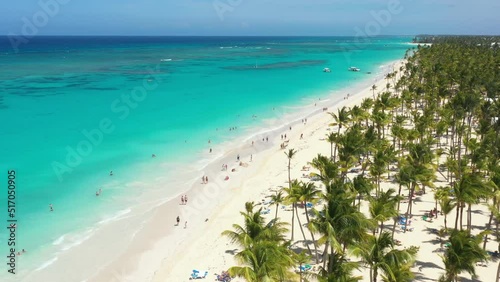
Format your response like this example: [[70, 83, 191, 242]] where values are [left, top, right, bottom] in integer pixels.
[[299, 264, 312, 272], [260, 209, 271, 215], [190, 270, 208, 280]]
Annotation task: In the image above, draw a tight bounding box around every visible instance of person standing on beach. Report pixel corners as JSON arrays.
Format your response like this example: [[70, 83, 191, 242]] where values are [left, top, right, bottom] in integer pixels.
[[181, 195, 185, 205], [176, 216, 180, 226], [184, 221, 187, 229], [185, 195, 188, 204], [237, 154, 240, 161], [250, 154, 253, 162]]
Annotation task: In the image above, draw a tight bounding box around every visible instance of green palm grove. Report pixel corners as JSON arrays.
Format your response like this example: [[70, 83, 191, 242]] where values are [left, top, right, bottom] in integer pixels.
[[222, 37, 500, 281]]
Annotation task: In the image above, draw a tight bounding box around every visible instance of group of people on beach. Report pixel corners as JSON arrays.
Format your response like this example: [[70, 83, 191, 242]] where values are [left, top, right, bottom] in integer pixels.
[[180, 195, 188, 205], [176, 216, 188, 229], [202, 176, 209, 184]]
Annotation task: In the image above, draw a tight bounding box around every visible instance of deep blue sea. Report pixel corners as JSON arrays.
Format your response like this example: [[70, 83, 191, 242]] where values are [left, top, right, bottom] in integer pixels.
[[0, 36, 411, 279]]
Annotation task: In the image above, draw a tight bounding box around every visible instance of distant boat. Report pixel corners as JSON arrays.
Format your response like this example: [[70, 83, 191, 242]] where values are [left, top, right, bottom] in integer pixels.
[[348, 67, 360, 72], [323, 68, 331, 72]]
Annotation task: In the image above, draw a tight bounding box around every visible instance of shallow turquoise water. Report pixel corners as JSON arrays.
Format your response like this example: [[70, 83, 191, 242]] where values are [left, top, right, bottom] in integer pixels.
[[0, 36, 411, 276]]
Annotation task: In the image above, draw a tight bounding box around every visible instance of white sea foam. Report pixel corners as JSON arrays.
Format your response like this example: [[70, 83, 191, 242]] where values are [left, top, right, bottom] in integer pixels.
[[160, 58, 172, 62], [60, 228, 95, 251], [98, 208, 132, 225], [34, 257, 58, 271], [52, 234, 66, 246]]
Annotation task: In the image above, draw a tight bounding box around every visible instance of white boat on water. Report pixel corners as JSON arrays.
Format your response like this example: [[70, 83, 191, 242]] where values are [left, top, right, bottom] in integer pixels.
[[348, 67, 360, 72], [323, 68, 331, 72]]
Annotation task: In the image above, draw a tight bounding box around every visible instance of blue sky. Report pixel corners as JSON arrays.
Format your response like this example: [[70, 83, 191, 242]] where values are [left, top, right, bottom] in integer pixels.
[[2, 0, 499, 36]]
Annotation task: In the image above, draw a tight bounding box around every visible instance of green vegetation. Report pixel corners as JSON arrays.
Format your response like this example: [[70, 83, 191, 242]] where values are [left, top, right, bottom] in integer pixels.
[[223, 37, 499, 281]]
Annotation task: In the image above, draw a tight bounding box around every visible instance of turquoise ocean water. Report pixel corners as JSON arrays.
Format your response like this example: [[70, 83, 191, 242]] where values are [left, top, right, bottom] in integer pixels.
[[0, 36, 411, 279]]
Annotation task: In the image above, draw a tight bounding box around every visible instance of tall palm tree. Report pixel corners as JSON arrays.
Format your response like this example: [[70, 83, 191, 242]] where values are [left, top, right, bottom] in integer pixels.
[[371, 84, 378, 100], [439, 194, 456, 232], [270, 190, 285, 221], [318, 253, 362, 282], [310, 179, 372, 271], [329, 106, 351, 162], [368, 189, 401, 236], [228, 240, 297, 281], [284, 180, 313, 257], [453, 172, 492, 230], [326, 132, 336, 160], [285, 148, 297, 240], [297, 181, 322, 262], [352, 232, 417, 282], [222, 202, 288, 248], [440, 230, 488, 282], [352, 174, 374, 209]]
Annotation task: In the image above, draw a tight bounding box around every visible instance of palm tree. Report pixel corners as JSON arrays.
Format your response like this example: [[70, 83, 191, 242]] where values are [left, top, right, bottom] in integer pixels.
[[224, 202, 296, 281], [228, 240, 297, 281], [326, 132, 336, 160], [285, 148, 297, 188], [439, 194, 456, 232], [310, 154, 339, 186], [318, 253, 362, 282], [285, 148, 297, 240], [440, 230, 488, 282], [352, 174, 374, 209], [310, 179, 372, 271], [222, 202, 288, 248], [453, 172, 492, 231], [297, 181, 322, 262], [352, 232, 417, 282], [371, 84, 378, 100], [270, 190, 285, 221], [368, 189, 401, 235], [284, 180, 314, 258], [329, 106, 350, 162]]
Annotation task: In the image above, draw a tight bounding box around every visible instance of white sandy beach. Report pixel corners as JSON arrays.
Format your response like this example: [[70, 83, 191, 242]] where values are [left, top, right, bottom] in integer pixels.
[[83, 59, 498, 282]]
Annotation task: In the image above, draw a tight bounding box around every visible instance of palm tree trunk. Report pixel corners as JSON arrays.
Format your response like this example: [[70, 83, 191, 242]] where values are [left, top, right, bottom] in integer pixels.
[[275, 203, 279, 221], [454, 202, 460, 230], [330, 143, 333, 160], [295, 204, 313, 257], [459, 204, 464, 231], [373, 266, 378, 282], [484, 209, 494, 250], [291, 203, 295, 241], [328, 246, 335, 273], [304, 205, 319, 263], [322, 242, 329, 268], [467, 203, 472, 231]]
